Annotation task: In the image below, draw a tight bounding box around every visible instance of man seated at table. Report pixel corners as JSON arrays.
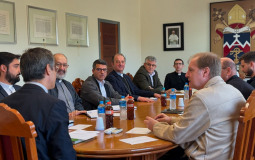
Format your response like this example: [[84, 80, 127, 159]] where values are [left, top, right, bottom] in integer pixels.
[[1, 47, 76, 159], [133, 56, 163, 94], [106, 53, 160, 102], [221, 57, 254, 100], [144, 52, 245, 160], [164, 58, 188, 92], [81, 59, 125, 110], [48, 53, 86, 116], [239, 51, 255, 88], [0, 52, 21, 101]]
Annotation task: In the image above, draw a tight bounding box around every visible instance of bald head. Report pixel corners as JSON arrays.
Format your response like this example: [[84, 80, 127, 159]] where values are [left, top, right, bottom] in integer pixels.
[[221, 57, 237, 82]]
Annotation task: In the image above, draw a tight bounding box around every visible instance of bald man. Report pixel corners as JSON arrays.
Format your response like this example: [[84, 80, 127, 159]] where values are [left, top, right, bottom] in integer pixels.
[[48, 53, 86, 115], [221, 57, 254, 99]]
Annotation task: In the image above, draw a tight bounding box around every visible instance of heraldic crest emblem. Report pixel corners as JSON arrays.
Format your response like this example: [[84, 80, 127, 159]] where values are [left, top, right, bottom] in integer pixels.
[[211, 1, 255, 64]]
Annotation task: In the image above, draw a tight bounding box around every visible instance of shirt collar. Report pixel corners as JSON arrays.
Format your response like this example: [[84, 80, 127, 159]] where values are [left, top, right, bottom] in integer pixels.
[[0, 82, 13, 90], [149, 71, 155, 76], [96, 79, 105, 86], [116, 72, 124, 77], [56, 78, 62, 83], [26, 82, 48, 93]]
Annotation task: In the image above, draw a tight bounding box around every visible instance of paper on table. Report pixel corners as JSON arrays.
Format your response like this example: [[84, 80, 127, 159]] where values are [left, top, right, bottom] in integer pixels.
[[86, 110, 98, 118], [69, 124, 92, 130], [112, 105, 120, 111], [126, 127, 151, 134], [113, 113, 120, 117], [69, 130, 98, 143], [119, 136, 158, 145]]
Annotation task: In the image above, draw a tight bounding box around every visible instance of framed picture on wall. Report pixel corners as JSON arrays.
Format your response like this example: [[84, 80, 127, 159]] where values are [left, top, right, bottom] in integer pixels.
[[210, 1, 255, 63], [66, 13, 89, 47], [28, 6, 58, 45], [0, 1, 16, 44], [163, 22, 184, 51]]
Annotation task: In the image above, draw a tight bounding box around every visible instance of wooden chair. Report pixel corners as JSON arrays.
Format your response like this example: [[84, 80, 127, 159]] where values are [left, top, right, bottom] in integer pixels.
[[0, 103, 38, 160], [233, 91, 255, 160], [72, 78, 84, 96], [126, 72, 134, 81]]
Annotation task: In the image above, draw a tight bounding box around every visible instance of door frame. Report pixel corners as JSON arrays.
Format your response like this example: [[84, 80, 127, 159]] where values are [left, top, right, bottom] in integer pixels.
[[98, 18, 121, 58]]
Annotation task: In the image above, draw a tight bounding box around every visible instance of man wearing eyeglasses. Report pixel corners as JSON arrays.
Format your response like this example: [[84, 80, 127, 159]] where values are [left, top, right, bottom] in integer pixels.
[[48, 53, 85, 115], [81, 59, 124, 110], [133, 56, 163, 94], [164, 58, 188, 92]]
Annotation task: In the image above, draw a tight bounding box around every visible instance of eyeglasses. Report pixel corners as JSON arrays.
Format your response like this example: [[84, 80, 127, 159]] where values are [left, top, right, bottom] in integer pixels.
[[55, 63, 69, 68], [146, 63, 156, 67], [95, 68, 107, 72]]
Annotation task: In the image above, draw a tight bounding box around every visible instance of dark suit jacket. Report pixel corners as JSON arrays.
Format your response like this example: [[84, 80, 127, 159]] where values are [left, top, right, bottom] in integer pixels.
[[81, 76, 122, 110], [133, 66, 163, 94], [48, 79, 84, 111], [164, 72, 188, 90], [247, 76, 255, 88], [106, 70, 154, 101], [0, 84, 21, 101], [1, 84, 76, 160], [227, 75, 254, 100]]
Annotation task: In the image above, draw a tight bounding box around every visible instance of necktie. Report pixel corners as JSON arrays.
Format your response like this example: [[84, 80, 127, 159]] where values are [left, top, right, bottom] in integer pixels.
[[122, 77, 132, 95]]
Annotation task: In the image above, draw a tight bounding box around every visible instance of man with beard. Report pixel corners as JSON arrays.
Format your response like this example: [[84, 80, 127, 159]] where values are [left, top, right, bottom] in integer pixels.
[[239, 51, 255, 88], [48, 53, 86, 116], [1, 47, 76, 159], [0, 52, 21, 100]]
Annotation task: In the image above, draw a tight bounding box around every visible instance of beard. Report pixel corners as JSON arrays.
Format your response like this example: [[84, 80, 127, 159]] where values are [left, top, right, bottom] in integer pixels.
[[5, 70, 20, 85], [56, 69, 66, 79], [246, 68, 254, 77]]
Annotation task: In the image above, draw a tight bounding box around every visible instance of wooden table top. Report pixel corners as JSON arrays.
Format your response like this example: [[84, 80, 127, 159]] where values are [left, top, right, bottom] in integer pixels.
[[72, 99, 180, 159]]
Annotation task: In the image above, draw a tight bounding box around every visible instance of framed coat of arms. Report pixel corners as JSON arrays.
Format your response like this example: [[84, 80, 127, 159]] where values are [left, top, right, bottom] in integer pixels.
[[210, 0, 255, 64]]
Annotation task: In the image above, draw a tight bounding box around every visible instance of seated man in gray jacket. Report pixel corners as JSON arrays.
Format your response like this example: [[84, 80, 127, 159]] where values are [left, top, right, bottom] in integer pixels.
[[133, 56, 163, 94], [48, 53, 86, 115], [81, 59, 125, 110]]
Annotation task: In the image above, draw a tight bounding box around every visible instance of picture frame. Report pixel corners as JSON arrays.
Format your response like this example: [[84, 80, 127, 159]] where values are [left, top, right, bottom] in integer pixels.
[[28, 6, 58, 45], [0, 1, 16, 44], [163, 22, 184, 51], [66, 13, 89, 47], [210, 1, 255, 63]]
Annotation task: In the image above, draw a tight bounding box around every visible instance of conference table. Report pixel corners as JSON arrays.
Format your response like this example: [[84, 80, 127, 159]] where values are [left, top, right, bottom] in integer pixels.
[[71, 97, 183, 160]]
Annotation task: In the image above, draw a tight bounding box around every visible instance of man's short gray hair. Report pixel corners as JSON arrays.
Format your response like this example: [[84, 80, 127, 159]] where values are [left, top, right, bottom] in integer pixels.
[[21, 47, 54, 82], [145, 56, 157, 63], [189, 52, 221, 78]]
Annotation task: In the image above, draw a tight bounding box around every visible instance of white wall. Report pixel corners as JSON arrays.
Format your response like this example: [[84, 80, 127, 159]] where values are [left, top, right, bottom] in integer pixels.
[[1, 0, 231, 86], [140, 0, 232, 82], [1, 0, 141, 85]]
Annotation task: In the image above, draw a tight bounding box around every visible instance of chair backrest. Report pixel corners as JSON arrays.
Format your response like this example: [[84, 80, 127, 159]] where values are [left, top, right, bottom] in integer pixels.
[[72, 78, 84, 96], [126, 72, 134, 81], [233, 90, 255, 160], [0, 103, 38, 160]]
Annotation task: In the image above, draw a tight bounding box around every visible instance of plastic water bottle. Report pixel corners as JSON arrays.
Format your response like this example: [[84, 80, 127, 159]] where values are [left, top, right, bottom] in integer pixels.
[[98, 101, 105, 127], [184, 82, 189, 100], [119, 96, 127, 120], [161, 87, 167, 107], [169, 89, 176, 110]]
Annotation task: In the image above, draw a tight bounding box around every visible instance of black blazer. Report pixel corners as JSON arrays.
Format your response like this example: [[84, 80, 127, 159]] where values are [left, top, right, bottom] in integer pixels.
[[0, 84, 21, 101], [106, 70, 154, 101], [1, 84, 76, 160]]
